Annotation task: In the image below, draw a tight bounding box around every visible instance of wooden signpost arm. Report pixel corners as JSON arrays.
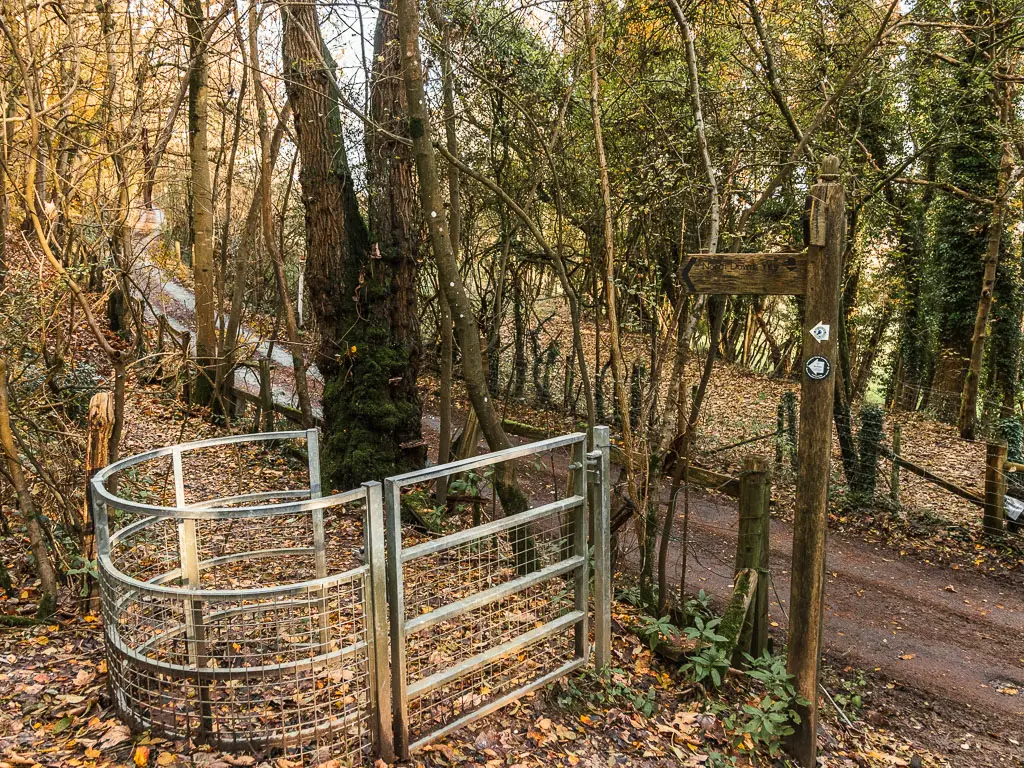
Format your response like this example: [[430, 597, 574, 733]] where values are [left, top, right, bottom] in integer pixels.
[[786, 156, 845, 767]]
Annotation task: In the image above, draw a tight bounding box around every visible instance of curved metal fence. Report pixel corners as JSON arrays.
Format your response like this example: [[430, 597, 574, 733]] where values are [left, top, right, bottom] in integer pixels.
[[91, 427, 610, 765], [91, 430, 390, 764]]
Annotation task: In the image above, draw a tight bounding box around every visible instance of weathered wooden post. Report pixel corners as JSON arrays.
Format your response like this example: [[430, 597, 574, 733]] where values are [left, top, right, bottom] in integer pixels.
[[890, 423, 901, 505], [984, 441, 1007, 537], [775, 400, 785, 470], [785, 392, 798, 472], [83, 392, 114, 611], [785, 156, 844, 767], [258, 358, 274, 432], [675, 153, 843, 766], [179, 330, 192, 403], [155, 315, 168, 380], [171, 447, 212, 737], [736, 455, 770, 660]]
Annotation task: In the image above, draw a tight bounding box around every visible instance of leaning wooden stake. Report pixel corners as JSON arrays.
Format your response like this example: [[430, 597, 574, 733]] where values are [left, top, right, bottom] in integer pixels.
[[0, 359, 60, 617], [258, 358, 274, 432], [736, 455, 770, 661], [786, 157, 844, 767], [84, 392, 115, 611], [984, 441, 1007, 537]]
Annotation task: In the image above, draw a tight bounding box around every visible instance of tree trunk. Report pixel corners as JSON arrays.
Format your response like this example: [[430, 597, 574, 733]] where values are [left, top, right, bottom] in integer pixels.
[[248, 4, 312, 427], [959, 137, 1013, 439], [219, 107, 290, 397], [432, 3, 460, 503], [394, 0, 537, 572], [185, 0, 218, 407], [583, 1, 637, 505], [0, 360, 59, 618], [282, 0, 422, 486], [0, 70, 11, 288]]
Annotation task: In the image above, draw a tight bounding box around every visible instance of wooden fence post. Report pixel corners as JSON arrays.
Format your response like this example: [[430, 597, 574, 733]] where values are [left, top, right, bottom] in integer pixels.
[[775, 401, 785, 469], [84, 392, 114, 611], [786, 156, 844, 767], [736, 455, 770, 661], [890, 424, 901, 505], [984, 441, 1007, 537], [180, 330, 192, 403], [155, 315, 167, 380], [258, 358, 274, 432]]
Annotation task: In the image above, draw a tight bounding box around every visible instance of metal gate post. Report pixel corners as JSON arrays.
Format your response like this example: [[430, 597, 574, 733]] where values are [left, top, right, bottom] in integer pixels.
[[572, 438, 590, 661], [307, 428, 326, 568], [384, 478, 410, 760], [363, 482, 395, 762], [306, 429, 330, 647], [589, 426, 612, 669]]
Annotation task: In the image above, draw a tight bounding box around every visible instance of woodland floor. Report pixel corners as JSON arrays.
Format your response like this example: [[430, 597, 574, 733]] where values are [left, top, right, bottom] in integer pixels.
[[0, 383, 965, 768]]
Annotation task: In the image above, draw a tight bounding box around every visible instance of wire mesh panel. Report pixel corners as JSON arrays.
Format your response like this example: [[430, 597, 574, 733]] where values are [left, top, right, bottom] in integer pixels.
[[92, 430, 391, 765], [384, 432, 610, 758]]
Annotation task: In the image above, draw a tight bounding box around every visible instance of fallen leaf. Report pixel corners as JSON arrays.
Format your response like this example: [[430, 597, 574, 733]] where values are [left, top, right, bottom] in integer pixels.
[[98, 723, 131, 750]]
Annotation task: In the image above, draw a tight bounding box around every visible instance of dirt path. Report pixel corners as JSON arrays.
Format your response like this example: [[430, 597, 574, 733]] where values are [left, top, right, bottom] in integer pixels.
[[665, 490, 1024, 763]]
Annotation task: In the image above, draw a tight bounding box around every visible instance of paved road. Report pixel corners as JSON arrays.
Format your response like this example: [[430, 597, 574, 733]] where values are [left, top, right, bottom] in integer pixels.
[[129, 208, 322, 415]]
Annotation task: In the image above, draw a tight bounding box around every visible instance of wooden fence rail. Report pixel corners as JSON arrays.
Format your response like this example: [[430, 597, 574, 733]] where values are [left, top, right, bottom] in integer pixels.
[[880, 444, 984, 507]]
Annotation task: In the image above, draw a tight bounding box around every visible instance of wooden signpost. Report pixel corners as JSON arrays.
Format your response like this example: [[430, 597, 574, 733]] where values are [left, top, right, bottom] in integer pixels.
[[683, 157, 844, 768], [680, 250, 808, 295]]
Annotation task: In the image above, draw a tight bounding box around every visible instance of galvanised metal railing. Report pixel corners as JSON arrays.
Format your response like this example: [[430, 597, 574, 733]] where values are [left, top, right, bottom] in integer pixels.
[[91, 429, 391, 763], [91, 426, 611, 765], [383, 427, 611, 759]]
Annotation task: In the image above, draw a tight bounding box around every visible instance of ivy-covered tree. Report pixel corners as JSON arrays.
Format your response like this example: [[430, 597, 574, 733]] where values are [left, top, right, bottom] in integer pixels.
[[282, 0, 422, 489], [926, 0, 1005, 423]]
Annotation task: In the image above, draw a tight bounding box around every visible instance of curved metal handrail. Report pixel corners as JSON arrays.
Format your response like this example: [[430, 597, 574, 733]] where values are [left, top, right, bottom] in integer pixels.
[[91, 430, 318, 517], [97, 481, 373, 599], [98, 546, 369, 601]]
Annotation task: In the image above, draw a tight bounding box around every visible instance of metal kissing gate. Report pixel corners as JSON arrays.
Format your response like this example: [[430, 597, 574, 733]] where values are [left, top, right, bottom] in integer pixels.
[[92, 426, 611, 765]]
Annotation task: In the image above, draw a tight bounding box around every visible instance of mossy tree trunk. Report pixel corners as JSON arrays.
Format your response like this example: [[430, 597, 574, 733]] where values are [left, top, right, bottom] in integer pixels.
[[990, 245, 1024, 417], [928, 0, 1003, 425], [282, 0, 423, 489], [851, 405, 884, 499]]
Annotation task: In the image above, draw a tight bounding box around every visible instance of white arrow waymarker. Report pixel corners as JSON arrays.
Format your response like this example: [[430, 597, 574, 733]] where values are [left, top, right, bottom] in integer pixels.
[[810, 321, 830, 343]]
